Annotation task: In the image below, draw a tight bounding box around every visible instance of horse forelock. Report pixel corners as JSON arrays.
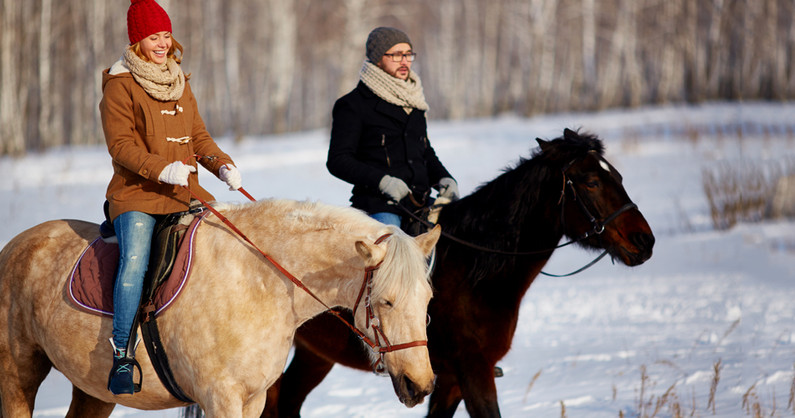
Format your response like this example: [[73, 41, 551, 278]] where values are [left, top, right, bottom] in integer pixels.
[[536, 129, 605, 165], [371, 230, 432, 308]]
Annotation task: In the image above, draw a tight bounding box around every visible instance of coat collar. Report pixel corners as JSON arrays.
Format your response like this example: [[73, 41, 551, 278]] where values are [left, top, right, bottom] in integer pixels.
[[357, 81, 415, 123]]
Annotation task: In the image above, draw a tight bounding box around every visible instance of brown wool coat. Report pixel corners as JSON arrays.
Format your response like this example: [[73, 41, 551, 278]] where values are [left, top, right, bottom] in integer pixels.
[[100, 69, 234, 220]]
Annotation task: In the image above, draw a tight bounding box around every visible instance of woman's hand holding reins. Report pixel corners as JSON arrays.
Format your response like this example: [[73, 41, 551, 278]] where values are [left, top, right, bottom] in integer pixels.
[[159, 161, 196, 186], [219, 164, 242, 191]]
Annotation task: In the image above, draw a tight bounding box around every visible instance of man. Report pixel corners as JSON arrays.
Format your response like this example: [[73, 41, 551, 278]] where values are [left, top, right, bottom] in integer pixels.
[[327, 26, 458, 229]]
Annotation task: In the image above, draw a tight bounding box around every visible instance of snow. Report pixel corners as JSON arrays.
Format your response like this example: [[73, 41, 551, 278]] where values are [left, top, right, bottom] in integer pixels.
[[2, 102, 794, 417]]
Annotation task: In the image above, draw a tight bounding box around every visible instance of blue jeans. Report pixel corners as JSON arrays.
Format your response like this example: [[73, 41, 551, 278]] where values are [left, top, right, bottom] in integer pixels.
[[112, 211, 156, 349], [370, 212, 402, 227]]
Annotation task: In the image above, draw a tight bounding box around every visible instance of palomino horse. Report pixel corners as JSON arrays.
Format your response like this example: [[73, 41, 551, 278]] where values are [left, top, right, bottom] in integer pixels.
[[260, 129, 655, 417], [0, 199, 441, 417]]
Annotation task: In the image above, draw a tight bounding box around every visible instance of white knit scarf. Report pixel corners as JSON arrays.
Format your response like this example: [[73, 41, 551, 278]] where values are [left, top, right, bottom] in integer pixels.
[[359, 61, 428, 113], [123, 46, 185, 101]]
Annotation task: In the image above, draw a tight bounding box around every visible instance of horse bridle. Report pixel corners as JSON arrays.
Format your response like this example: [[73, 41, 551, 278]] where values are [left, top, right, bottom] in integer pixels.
[[542, 157, 637, 276], [395, 154, 637, 276], [180, 165, 427, 375], [348, 234, 429, 375]]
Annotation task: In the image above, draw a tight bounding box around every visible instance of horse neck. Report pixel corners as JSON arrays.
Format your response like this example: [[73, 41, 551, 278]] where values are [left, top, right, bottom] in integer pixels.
[[208, 203, 374, 325], [437, 159, 565, 295]]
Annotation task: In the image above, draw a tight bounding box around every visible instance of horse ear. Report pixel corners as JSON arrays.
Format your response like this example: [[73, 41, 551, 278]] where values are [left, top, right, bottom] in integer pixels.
[[536, 138, 551, 152], [563, 128, 578, 139], [355, 241, 386, 264], [414, 225, 441, 257]]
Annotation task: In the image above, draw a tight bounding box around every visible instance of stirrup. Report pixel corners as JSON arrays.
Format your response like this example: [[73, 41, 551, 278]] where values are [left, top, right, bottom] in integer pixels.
[[108, 338, 143, 394]]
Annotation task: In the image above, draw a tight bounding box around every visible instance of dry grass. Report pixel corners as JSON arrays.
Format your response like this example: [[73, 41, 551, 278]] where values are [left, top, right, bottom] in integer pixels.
[[702, 160, 790, 230], [707, 359, 722, 414], [626, 357, 794, 417], [695, 122, 795, 230], [523, 369, 542, 403], [789, 362, 795, 411], [743, 383, 762, 416]]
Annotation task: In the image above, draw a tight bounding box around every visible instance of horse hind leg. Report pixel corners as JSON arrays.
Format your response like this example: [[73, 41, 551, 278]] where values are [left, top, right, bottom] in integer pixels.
[[66, 385, 116, 418], [0, 348, 53, 417]]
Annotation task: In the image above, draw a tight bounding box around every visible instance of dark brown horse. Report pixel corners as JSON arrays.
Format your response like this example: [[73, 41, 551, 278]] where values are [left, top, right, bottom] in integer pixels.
[[261, 129, 655, 417]]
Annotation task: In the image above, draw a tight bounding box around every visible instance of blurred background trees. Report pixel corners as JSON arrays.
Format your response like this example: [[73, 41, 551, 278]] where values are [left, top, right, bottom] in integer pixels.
[[0, 0, 792, 155]]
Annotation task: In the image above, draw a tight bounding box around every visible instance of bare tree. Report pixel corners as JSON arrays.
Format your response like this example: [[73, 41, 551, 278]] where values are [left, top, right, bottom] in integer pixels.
[[0, 0, 793, 155], [1, 0, 25, 155]]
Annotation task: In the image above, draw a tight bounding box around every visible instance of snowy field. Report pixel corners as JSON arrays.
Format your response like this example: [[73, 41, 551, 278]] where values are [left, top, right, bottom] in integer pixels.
[[2, 102, 794, 417]]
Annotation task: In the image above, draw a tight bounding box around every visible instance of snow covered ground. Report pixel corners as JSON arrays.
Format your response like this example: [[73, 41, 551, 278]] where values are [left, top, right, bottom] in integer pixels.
[[2, 102, 794, 417]]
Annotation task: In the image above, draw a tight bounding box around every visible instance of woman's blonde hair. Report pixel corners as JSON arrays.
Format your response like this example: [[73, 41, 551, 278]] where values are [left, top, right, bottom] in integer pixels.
[[131, 35, 184, 65]]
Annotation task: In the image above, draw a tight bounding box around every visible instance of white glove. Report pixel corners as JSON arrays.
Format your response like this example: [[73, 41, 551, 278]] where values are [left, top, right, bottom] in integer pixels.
[[219, 164, 242, 191], [158, 161, 196, 187], [438, 177, 459, 200], [378, 175, 410, 202]]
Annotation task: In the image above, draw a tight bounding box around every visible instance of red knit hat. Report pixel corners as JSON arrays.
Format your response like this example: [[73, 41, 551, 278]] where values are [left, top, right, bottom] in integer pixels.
[[127, 0, 172, 45]]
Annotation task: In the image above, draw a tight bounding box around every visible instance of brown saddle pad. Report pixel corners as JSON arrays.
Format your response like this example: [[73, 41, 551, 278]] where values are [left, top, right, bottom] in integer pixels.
[[68, 214, 205, 317]]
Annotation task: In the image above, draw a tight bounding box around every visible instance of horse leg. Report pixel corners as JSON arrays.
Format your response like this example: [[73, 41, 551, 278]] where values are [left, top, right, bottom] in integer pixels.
[[0, 348, 52, 417], [66, 385, 116, 418], [261, 343, 336, 418], [456, 363, 501, 418], [426, 373, 463, 418]]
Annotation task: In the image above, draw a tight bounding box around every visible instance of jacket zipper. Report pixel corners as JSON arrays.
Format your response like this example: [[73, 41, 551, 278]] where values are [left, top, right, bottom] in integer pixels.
[[381, 134, 391, 167]]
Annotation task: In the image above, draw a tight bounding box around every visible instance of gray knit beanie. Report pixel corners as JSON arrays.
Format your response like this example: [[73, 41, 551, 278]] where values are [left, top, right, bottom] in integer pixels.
[[366, 27, 412, 63]]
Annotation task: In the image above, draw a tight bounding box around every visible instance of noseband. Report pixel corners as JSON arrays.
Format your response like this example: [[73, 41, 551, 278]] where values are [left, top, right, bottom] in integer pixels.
[[349, 233, 428, 375]]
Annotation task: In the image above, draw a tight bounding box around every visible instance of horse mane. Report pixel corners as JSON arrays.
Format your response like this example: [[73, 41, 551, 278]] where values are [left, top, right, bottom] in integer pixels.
[[215, 199, 430, 306], [373, 230, 433, 307], [438, 129, 605, 285]]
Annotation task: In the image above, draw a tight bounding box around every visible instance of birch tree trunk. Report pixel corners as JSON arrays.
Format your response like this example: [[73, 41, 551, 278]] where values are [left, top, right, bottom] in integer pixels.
[[269, 0, 297, 133], [581, 0, 596, 109], [1, 0, 25, 155], [478, 0, 500, 115], [529, 0, 557, 114], [38, 0, 54, 149]]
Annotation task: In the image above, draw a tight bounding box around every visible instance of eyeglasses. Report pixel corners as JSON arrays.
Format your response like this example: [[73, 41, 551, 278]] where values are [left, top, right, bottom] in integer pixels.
[[383, 52, 417, 62]]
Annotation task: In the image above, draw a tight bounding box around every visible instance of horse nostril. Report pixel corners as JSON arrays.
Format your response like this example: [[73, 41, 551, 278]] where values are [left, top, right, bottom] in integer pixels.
[[631, 232, 655, 251], [404, 375, 417, 398]]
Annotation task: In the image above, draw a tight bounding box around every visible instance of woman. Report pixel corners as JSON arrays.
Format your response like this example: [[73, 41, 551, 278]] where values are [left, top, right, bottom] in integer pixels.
[[100, 0, 242, 395]]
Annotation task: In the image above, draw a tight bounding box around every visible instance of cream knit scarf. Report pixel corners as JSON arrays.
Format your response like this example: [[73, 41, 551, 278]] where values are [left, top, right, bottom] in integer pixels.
[[123, 46, 185, 101], [359, 61, 428, 113]]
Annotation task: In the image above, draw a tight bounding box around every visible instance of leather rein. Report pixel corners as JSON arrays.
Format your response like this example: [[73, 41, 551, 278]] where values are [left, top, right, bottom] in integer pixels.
[[185, 155, 426, 371], [397, 156, 637, 277]]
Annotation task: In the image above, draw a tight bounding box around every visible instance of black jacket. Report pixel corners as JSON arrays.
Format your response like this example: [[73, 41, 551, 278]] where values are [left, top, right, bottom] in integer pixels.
[[327, 81, 452, 215]]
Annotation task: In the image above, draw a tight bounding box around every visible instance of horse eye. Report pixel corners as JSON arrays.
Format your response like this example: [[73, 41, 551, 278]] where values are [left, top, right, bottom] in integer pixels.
[[381, 300, 394, 308], [585, 181, 599, 188]]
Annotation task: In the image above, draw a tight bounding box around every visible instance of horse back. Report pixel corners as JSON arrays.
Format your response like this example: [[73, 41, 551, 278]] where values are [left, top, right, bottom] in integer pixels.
[[0, 219, 99, 326]]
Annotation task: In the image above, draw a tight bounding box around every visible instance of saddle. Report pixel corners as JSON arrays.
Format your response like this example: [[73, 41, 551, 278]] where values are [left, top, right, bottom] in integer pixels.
[[72, 204, 204, 317]]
